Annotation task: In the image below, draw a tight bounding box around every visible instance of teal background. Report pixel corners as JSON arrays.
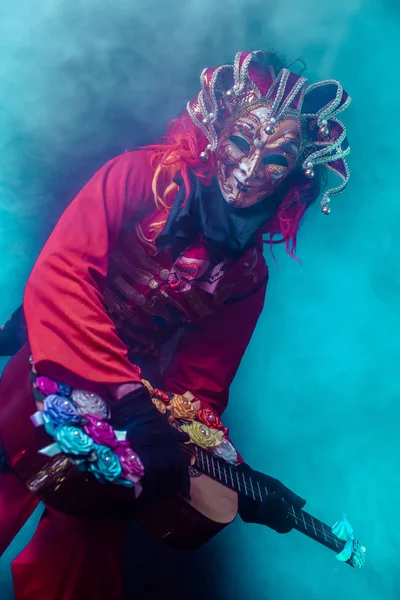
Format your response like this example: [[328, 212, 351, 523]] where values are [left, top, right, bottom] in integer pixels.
[[1, 0, 399, 598]]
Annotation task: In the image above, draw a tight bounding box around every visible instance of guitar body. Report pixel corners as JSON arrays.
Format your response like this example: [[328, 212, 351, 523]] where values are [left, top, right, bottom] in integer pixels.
[[0, 344, 237, 550], [134, 474, 237, 550]]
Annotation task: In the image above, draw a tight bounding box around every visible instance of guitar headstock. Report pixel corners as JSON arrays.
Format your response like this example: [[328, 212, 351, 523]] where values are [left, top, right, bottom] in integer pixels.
[[332, 516, 367, 569], [346, 538, 367, 569]]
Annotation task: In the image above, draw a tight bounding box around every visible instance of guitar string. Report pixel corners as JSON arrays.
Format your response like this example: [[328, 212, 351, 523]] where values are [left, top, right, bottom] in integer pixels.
[[179, 446, 341, 547], [179, 445, 343, 548]]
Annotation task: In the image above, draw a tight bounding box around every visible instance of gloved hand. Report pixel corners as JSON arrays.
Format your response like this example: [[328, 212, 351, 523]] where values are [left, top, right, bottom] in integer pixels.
[[110, 386, 190, 499], [237, 464, 306, 533]]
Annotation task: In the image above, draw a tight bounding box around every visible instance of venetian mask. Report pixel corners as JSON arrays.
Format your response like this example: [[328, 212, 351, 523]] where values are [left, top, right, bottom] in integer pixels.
[[216, 106, 301, 208]]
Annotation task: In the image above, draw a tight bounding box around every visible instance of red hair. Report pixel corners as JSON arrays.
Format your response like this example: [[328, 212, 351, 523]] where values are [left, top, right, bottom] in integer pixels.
[[143, 111, 323, 259]]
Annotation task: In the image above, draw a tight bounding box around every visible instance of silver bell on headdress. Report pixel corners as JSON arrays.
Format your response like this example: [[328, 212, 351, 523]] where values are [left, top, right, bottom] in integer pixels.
[[226, 84, 239, 97], [202, 113, 215, 125], [200, 144, 212, 161], [187, 51, 352, 217], [265, 117, 276, 135], [304, 161, 315, 178], [319, 119, 330, 138]]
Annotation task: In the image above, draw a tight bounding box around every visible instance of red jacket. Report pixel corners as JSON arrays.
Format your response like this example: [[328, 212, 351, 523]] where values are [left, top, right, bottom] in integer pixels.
[[24, 149, 268, 417]]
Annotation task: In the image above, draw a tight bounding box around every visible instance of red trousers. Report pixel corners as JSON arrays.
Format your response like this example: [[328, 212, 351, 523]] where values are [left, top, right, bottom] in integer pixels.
[[0, 345, 130, 600], [0, 470, 129, 600]]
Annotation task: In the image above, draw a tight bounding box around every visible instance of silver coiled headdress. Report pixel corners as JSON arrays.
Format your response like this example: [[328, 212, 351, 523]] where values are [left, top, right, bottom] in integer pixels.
[[187, 51, 351, 214]]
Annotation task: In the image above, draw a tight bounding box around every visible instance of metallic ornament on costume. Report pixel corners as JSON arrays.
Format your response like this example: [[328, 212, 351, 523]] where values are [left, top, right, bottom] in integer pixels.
[[212, 438, 238, 465], [187, 51, 352, 213], [152, 397, 167, 414], [180, 421, 225, 448], [149, 278, 159, 290], [168, 254, 208, 293], [169, 394, 198, 420], [25, 455, 71, 495], [71, 389, 109, 420]]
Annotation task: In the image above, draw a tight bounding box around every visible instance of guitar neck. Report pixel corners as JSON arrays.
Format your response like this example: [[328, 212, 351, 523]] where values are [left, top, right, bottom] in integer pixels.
[[193, 447, 346, 557]]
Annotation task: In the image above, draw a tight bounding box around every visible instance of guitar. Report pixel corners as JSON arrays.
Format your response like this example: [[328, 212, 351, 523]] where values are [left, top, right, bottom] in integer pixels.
[[0, 344, 366, 569]]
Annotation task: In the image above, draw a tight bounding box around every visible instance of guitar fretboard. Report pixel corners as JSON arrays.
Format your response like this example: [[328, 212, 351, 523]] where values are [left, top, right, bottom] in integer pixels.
[[193, 447, 346, 556]]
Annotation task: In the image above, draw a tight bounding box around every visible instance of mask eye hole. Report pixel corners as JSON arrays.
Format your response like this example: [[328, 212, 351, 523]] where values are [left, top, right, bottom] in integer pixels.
[[229, 135, 251, 155], [263, 154, 288, 167]]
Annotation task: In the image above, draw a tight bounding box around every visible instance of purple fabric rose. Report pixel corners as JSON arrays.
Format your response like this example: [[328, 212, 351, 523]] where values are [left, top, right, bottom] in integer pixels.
[[36, 376, 58, 396], [114, 443, 144, 484], [82, 415, 117, 448], [44, 394, 81, 426]]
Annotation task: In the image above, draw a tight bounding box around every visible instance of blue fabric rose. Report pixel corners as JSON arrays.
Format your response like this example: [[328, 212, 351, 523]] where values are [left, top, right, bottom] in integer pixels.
[[55, 426, 94, 455], [44, 394, 81, 427], [42, 412, 57, 437], [58, 383, 72, 397], [89, 444, 122, 483]]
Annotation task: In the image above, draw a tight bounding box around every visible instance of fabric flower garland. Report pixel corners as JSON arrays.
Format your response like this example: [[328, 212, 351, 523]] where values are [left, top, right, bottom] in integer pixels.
[[142, 380, 238, 465], [30, 368, 238, 498], [31, 371, 144, 496]]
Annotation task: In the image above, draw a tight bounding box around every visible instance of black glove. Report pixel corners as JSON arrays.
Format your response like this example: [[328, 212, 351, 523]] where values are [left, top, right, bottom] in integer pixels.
[[237, 464, 306, 534], [110, 386, 190, 499]]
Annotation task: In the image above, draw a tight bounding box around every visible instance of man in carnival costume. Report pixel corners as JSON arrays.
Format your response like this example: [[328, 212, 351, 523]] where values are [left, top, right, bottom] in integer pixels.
[[0, 51, 351, 600]]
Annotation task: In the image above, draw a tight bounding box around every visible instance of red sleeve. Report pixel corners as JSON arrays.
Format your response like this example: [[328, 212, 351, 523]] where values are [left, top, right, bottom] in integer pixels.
[[24, 150, 154, 388], [162, 280, 267, 417]]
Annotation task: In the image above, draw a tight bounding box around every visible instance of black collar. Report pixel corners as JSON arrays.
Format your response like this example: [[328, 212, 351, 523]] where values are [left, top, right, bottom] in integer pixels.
[[156, 171, 284, 259]]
